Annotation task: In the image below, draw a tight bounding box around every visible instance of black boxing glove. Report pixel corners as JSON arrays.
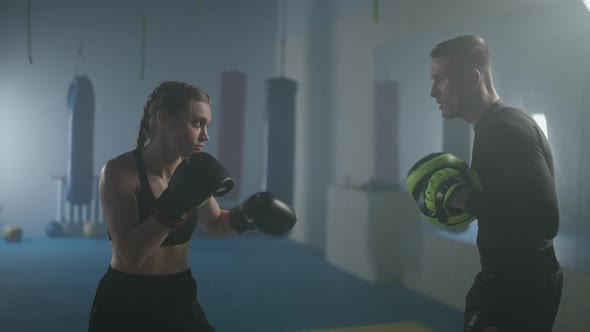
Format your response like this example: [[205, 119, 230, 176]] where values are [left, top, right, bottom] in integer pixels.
[[151, 152, 234, 229], [228, 192, 297, 236]]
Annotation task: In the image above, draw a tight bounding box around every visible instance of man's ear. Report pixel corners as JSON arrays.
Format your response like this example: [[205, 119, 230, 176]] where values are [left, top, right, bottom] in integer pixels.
[[470, 68, 483, 88]]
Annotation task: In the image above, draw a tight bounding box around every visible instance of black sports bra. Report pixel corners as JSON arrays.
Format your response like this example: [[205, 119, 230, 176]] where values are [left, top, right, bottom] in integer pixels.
[[107, 149, 198, 246]]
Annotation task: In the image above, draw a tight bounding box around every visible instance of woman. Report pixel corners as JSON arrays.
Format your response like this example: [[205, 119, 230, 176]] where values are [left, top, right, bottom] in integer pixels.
[[88, 81, 296, 331]]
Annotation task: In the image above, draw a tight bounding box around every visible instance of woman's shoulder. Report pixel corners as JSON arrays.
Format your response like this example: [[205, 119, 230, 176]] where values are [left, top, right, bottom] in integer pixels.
[[100, 150, 139, 188]]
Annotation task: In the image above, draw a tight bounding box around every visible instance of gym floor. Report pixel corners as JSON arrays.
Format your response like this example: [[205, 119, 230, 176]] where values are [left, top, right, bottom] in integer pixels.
[[0, 234, 462, 332]]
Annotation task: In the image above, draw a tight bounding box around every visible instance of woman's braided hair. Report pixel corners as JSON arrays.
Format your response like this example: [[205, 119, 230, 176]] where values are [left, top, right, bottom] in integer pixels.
[[136, 81, 211, 148]]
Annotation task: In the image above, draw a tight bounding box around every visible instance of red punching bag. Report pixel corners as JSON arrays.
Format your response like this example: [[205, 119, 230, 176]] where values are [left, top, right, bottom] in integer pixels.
[[217, 71, 247, 198], [373, 80, 399, 188]]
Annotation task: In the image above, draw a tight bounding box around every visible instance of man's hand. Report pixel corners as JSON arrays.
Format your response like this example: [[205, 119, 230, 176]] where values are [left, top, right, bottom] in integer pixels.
[[445, 184, 471, 210]]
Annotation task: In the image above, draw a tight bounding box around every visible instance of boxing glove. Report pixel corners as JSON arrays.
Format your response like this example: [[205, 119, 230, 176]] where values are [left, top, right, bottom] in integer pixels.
[[152, 152, 234, 229], [406, 152, 469, 201], [228, 192, 297, 236], [422, 166, 482, 228]]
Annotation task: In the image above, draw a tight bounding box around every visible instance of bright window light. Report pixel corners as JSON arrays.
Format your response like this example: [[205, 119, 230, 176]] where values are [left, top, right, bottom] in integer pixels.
[[532, 113, 549, 140], [583, 0, 590, 13]]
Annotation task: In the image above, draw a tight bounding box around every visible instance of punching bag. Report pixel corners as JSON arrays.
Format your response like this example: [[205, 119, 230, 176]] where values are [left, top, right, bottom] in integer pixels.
[[373, 80, 400, 188], [218, 71, 247, 198], [66, 75, 95, 205], [265, 77, 297, 206]]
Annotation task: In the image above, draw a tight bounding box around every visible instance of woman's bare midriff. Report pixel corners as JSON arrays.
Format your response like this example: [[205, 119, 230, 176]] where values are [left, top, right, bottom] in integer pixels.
[[110, 241, 191, 275]]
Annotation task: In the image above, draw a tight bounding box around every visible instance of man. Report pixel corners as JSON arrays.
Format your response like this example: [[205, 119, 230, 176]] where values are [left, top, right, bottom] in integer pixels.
[[429, 35, 563, 332]]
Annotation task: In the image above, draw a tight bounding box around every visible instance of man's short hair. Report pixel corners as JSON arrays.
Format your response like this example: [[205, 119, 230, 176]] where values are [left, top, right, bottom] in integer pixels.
[[430, 35, 491, 71]]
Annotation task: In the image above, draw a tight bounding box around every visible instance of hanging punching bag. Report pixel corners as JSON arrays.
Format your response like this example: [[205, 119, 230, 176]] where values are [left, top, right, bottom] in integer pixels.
[[218, 71, 247, 198], [265, 77, 297, 206], [66, 75, 95, 205], [373, 80, 400, 188]]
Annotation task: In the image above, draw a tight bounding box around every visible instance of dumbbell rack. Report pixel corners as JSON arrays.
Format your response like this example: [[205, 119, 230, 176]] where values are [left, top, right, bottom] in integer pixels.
[[51, 175, 104, 236]]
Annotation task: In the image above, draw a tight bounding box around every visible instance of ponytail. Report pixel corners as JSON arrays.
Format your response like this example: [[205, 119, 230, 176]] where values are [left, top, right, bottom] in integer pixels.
[[135, 86, 160, 148]]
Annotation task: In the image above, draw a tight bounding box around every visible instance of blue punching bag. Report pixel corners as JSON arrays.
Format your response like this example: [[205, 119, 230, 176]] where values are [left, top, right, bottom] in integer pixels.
[[66, 75, 95, 206], [265, 77, 297, 206]]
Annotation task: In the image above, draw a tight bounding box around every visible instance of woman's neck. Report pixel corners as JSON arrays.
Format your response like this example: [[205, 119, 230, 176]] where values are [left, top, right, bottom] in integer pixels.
[[142, 140, 183, 180]]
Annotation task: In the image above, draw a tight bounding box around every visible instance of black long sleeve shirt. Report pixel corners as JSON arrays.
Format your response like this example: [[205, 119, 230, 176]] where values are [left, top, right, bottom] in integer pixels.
[[466, 101, 559, 257]]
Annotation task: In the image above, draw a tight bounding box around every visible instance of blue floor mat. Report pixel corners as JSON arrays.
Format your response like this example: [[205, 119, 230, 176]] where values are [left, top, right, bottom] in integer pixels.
[[0, 235, 462, 332]]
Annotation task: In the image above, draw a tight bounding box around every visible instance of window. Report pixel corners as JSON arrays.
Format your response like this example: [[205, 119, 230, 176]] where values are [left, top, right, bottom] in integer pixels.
[[532, 113, 549, 140]]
